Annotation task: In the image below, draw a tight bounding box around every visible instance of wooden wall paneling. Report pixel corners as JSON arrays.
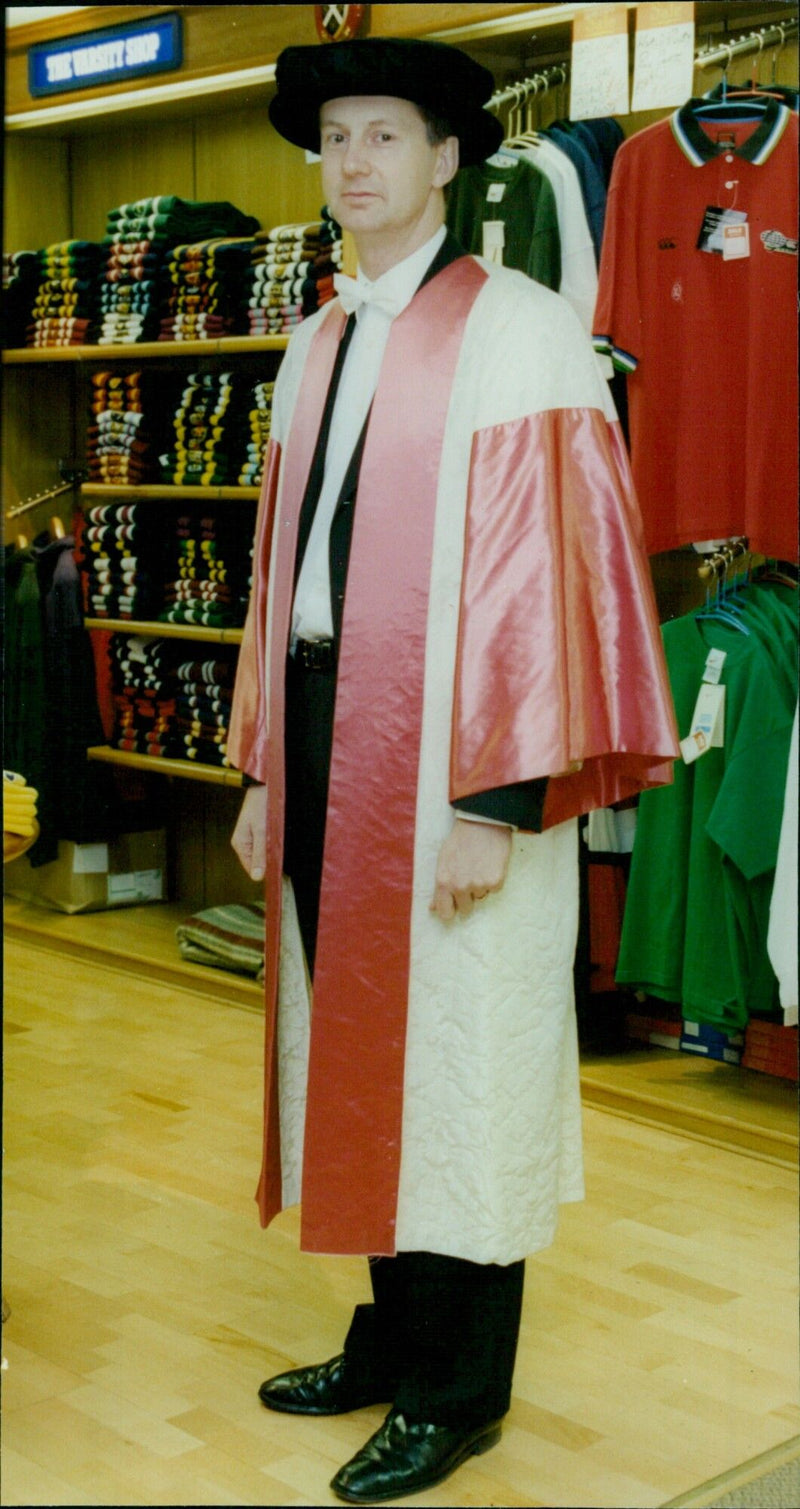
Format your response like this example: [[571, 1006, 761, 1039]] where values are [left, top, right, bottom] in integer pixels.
[[175, 4, 315, 78], [200, 783, 265, 909], [171, 781, 210, 913], [193, 104, 324, 234], [2, 135, 71, 249], [370, 3, 541, 38], [4, 4, 542, 117], [69, 116, 196, 242], [171, 783, 262, 912], [3, 5, 302, 119], [2, 367, 76, 522]]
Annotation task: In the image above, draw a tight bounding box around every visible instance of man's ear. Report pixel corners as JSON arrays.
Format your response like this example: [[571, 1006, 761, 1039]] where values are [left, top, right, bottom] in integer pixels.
[[433, 135, 460, 189]]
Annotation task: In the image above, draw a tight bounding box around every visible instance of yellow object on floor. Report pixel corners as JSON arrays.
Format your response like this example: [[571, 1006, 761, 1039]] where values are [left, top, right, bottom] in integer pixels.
[[3, 770, 38, 836]]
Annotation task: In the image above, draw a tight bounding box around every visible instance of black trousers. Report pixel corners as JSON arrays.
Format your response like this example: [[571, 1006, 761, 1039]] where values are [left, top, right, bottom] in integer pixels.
[[283, 654, 525, 1426], [345, 1252, 525, 1426]]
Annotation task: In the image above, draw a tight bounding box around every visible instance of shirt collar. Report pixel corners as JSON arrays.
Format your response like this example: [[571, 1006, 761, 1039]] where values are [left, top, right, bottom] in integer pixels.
[[355, 224, 448, 319], [671, 97, 792, 166]]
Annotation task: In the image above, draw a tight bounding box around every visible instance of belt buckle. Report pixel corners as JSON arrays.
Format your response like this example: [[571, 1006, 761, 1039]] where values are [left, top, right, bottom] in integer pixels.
[[300, 638, 334, 672]]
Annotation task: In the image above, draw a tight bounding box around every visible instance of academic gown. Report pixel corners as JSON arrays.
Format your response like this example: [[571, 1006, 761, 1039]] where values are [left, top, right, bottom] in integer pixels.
[[229, 245, 679, 1266]]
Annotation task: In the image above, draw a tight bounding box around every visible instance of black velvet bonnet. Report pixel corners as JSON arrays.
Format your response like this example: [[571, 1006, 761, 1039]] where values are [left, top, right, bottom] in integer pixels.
[[269, 37, 503, 167]]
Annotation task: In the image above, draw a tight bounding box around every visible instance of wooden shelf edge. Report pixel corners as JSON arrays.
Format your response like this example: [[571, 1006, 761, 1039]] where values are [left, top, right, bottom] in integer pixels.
[[84, 618, 244, 644], [580, 1073, 799, 1170], [80, 484, 261, 499], [87, 746, 243, 786], [2, 335, 288, 362], [4, 905, 263, 1015]]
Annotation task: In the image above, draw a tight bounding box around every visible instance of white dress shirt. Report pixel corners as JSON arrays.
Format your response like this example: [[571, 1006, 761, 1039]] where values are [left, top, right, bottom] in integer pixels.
[[291, 224, 447, 646]]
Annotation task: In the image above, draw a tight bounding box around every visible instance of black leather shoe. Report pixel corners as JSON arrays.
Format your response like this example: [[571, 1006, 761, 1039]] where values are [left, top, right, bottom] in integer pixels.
[[330, 1408, 503, 1502], [258, 1353, 392, 1415]]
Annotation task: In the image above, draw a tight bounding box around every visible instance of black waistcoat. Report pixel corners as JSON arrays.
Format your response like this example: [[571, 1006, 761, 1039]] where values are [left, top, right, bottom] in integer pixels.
[[290, 231, 548, 832], [293, 230, 467, 643]]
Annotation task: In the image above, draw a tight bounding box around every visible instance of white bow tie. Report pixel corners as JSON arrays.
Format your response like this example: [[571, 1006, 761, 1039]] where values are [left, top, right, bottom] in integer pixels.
[[333, 273, 400, 320]]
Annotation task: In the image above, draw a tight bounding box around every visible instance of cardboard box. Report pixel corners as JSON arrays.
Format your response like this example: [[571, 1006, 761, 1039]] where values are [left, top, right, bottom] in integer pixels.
[[4, 830, 167, 914]]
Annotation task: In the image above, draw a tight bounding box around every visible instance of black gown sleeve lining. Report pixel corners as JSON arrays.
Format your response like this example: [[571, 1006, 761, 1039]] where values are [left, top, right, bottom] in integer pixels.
[[453, 777, 549, 833]]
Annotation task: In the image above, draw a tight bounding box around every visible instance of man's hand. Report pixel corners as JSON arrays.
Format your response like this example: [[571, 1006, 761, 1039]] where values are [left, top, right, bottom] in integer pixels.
[[430, 817, 512, 921], [231, 783, 267, 881]]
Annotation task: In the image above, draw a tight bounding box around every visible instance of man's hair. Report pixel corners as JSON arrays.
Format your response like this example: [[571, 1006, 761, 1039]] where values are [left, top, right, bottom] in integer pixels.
[[416, 102, 456, 146]]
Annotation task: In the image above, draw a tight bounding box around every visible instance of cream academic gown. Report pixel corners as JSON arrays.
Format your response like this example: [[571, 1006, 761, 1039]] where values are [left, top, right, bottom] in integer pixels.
[[229, 252, 679, 1264]]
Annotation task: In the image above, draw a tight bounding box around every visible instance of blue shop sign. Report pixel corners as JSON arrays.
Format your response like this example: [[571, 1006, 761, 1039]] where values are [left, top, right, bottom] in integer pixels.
[[29, 13, 182, 98]]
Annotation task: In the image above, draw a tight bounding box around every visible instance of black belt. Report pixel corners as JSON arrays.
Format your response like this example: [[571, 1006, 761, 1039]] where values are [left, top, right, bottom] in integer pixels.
[[295, 637, 336, 672]]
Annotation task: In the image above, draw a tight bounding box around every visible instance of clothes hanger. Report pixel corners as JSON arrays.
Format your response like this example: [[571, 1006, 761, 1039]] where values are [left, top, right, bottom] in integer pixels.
[[724, 87, 786, 100], [496, 84, 535, 155], [695, 590, 751, 634], [756, 560, 798, 588], [692, 94, 768, 118], [504, 77, 555, 149], [695, 549, 751, 633], [692, 54, 768, 118]]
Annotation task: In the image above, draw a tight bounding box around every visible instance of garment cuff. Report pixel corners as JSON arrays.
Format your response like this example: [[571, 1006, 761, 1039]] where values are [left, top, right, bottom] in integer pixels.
[[452, 808, 516, 831]]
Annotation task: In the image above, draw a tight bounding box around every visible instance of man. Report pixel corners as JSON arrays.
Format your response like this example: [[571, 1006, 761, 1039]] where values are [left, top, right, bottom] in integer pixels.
[[230, 36, 678, 1505]]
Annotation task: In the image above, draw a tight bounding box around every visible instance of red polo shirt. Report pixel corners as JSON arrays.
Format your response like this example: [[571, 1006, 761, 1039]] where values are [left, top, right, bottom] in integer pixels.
[[594, 99, 798, 560]]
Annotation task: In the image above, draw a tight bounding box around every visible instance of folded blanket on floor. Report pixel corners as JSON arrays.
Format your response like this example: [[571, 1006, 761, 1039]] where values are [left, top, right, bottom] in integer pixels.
[[175, 900, 266, 979]]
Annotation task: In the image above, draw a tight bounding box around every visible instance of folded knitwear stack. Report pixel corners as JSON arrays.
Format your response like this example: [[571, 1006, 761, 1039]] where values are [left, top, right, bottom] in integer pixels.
[[106, 636, 238, 768], [99, 201, 165, 345], [81, 503, 166, 621], [27, 240, 104, 347], [304, 205, 343, 316], [159, 508, 253, 629], [109, 634, 182, 758], [175, 899, 266, 979], [159, 237, 256, 342], [3, 252, 41, 347], [173, 654, 238, 767], [247, 212, 341, 336], [3, 771, 38, 839], [86, 370, 155, 485], [100, 197, 259, 345], [238, 380, 274, 486], [159, 370, 249, 486]]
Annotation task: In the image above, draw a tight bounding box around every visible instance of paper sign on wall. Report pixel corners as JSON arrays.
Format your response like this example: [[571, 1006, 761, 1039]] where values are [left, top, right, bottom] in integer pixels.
[[632, 3, 696, 112], [570, 5, 630, 121]]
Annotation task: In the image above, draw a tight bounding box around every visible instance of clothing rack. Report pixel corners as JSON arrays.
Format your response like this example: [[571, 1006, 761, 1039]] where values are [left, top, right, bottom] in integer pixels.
[[696, 537, 749, 582], [488, 65, 569, 117], [695, 17, 798, 72], [4, 462, 88, 523], [4, 479, 74, 522]]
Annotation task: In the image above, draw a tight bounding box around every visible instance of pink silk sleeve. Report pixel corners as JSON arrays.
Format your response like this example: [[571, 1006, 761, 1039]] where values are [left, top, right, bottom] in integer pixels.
[[227, 438, 282, 784], [451, 408, 679, 829]]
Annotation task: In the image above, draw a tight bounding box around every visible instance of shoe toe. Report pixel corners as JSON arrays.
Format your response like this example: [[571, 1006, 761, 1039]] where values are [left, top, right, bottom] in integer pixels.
[[330, 1411, 502, 1503], [258, 1354, 390, 1415]]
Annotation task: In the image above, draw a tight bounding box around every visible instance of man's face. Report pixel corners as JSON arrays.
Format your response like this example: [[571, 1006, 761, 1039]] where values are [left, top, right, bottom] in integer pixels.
[[319, 95, 457, 244]]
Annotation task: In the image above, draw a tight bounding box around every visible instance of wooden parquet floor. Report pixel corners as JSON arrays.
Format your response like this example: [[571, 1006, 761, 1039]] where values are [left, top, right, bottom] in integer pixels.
[[2, 936, 798, 1507]]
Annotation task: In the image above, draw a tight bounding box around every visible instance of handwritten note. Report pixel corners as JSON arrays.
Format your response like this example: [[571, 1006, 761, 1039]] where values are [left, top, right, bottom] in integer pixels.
[[632, 3, 696, 111], [570, 5, 630, 120]]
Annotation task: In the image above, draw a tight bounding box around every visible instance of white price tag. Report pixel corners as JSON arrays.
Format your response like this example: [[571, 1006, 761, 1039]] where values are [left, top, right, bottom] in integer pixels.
[[702, 648, 727, 685], [680, 684, 725, 763], [723, 222, 750, 260], [482, 220, 505, 264], [486, 181, 506, 203]]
